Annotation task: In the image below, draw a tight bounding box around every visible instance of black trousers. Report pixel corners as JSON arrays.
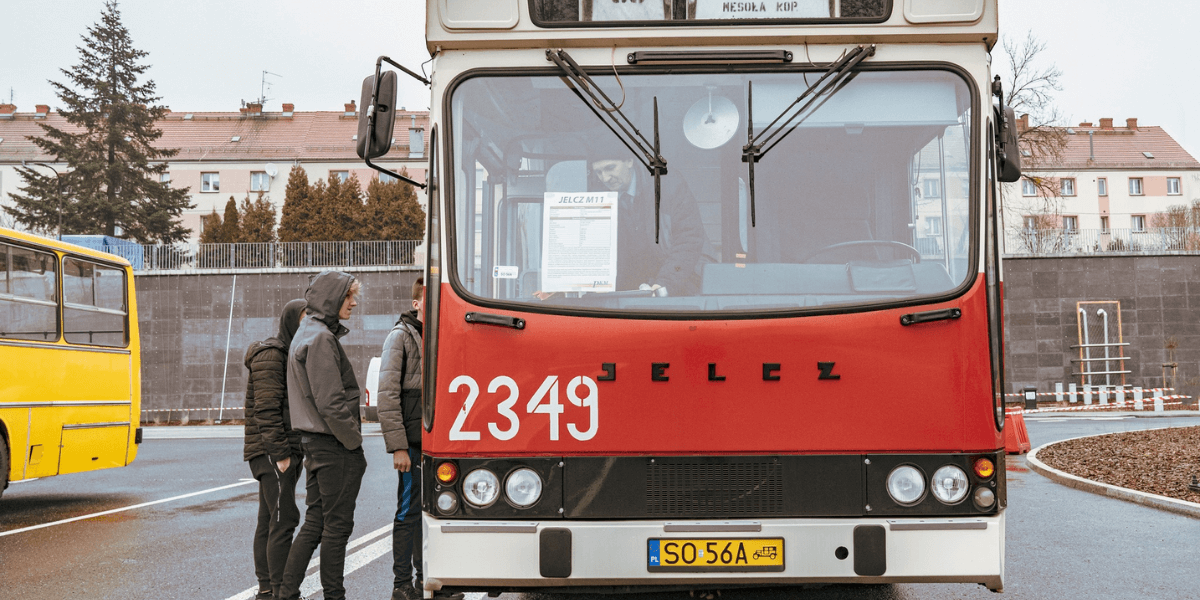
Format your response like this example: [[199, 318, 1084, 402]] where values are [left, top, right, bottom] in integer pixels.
[[249, 454, 302, 599], [393, 446, 422, 588], [279, 434, 367, 600]]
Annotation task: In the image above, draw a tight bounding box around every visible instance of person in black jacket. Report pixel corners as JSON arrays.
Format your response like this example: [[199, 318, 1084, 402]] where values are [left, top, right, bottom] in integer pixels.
[[589, 141, 709, 296], [280, 271, 364, 600], [243, 298, 306, 600], [378, 278, 425, 600]]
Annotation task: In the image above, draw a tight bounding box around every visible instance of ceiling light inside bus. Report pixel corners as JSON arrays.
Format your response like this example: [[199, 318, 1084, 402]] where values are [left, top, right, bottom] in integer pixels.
[[505, 468, 543, 507], [930, 465, 969, 504], [462, 468, 500, 507], [683, 89, 739, 150], [886, 465, 926, 506]]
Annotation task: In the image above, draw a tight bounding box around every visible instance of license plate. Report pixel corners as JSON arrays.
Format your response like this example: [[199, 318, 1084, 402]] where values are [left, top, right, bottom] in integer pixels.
[[647, 538, 785, 572]]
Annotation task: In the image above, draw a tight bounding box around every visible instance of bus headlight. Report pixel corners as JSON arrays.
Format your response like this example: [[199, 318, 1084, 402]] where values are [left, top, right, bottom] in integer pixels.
[[886, 465, 926, 506], [436, 491, 459, 515], [462, 468, 500, 507], [974, 486, 996, 509], [930, 465, 969, 504], [505, 468, 543, 507]]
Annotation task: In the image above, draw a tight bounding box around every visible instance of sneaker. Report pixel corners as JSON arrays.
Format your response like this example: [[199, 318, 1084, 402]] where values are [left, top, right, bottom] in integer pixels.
[[254, 592, 273, 600], [392, 584, 421, 600]]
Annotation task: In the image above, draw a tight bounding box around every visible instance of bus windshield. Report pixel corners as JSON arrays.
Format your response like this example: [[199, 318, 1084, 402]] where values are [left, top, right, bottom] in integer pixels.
[[450, 68, 974, 314]]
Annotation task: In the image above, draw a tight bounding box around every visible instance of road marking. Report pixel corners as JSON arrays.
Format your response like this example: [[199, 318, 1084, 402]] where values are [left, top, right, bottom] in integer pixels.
[[224, 523, 392, 600], [0, 479, 257, 538]]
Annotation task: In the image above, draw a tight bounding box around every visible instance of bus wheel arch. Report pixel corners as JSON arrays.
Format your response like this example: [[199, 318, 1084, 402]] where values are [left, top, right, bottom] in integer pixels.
[[0, 420, 10, 498]]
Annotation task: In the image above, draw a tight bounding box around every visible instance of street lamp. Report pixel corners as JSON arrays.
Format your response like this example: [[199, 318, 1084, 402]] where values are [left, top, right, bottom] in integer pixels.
[[22, 160, 64, 240]]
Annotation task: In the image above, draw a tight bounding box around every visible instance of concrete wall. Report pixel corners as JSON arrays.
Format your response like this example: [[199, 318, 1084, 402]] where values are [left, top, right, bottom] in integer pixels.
[[1003, 255, 1200, 399], [136, 268, 420, 420]]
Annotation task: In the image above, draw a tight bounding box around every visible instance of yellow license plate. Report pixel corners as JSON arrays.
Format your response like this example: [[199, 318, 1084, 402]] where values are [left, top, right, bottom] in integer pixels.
[[647, 538, 784, 572]]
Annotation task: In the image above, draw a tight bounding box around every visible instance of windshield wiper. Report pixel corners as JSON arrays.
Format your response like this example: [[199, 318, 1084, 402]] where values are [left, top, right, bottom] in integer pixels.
[[546, 48, 669, 242], [742, 44, 875, 227]]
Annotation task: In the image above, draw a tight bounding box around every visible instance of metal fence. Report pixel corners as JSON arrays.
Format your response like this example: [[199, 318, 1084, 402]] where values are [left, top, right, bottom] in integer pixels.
[[1005, 227, 1200, 256], [132, 240, 422, 272]]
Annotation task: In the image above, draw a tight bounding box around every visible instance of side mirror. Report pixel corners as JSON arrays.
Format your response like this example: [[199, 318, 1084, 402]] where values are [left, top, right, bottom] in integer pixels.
[[996, 106, 1022, 183], [357, 70, 398, 160]]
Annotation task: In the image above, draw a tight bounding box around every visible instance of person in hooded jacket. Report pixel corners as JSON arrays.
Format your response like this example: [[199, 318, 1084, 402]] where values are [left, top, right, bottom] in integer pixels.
[[279, 271, 364, 600], [244, 298, 307, 600], [378, 278, 425, 600]]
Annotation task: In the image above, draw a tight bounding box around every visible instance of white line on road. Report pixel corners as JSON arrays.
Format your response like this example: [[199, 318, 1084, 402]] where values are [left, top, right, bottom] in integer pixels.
[[0, 479, 258, 538], [224, 523, 393, 600]]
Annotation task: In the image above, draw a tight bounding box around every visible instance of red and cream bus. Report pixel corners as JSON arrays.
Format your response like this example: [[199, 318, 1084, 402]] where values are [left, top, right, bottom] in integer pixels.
[[359, 0, 1020, 595]]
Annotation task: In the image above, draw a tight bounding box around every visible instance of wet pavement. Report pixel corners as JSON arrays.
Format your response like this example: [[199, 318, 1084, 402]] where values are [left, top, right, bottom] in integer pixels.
[[1, 415, 1197, 599]]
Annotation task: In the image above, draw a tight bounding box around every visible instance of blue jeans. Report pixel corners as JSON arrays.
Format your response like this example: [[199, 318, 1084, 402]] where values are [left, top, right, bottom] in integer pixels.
[[393, 446, 423, 588]]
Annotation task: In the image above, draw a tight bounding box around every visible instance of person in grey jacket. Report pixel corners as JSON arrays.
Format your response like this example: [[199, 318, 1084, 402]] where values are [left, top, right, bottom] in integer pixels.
[[279, 271, 364, 600], [379, 278, 425, 600], [243, 298, 306, 600]]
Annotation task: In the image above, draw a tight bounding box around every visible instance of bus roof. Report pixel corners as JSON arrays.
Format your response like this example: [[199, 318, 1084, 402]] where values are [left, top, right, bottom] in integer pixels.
[[426, 0, 997, 52], [0, 226, 134, 268]]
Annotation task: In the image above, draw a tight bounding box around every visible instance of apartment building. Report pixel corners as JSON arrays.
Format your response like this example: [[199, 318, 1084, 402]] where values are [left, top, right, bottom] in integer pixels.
[[0, 101, 428, 240], [1004, 116, 1200, 248]]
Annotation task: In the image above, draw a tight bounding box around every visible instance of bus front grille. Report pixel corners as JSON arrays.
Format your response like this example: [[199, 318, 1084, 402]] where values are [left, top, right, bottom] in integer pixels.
[[647, 460, 784, 516]]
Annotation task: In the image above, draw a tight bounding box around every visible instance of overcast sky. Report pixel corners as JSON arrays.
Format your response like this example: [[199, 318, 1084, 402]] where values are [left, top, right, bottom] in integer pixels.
[[2, 1, 1197, 158]]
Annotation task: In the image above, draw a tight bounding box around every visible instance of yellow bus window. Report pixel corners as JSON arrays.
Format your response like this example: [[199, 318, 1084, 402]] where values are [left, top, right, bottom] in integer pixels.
[[0, 244, 59, 342], [63, 257, 128, 347]]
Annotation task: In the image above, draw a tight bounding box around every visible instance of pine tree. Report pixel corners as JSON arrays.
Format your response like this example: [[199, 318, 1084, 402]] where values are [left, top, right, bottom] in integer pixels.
[[278, 165, 314, 242], [239, 192, 277, 243], [5, 1, 193, 243], [327, 173, 367, 241], [198, 209, 224, 243], [221, 196, 241, 242], [364, 172, 426, 240]]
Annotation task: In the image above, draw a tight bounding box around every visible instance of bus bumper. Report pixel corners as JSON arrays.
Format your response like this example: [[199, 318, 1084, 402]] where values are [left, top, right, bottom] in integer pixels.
[[422, 513, 1005, 595]]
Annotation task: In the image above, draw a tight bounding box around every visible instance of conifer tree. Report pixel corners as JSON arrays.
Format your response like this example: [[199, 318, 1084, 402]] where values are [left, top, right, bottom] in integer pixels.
[[199, 209, 224, 243], [364, 173, 425, 241], [278, 165, 314, 242], [5, 1, 192, 243], [327, 173, 366, 241], [239, 192, 277, 243]]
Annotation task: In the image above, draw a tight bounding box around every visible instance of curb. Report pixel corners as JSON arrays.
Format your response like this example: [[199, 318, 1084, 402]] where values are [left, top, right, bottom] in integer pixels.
[[1026, 428, 1200, 520]]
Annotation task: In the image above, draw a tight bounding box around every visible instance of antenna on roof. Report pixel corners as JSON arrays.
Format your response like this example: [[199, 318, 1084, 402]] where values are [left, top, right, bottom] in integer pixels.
[[259, 71, 281, 106]]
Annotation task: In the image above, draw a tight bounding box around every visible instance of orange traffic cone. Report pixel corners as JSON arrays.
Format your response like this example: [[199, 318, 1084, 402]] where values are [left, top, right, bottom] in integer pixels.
[[1004, 406, 1031, 454]]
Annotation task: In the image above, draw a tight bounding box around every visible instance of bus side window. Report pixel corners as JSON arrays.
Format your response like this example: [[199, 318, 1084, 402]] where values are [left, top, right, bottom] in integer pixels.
[[0, 244, 59, 342], [62, 257, 128, 347]]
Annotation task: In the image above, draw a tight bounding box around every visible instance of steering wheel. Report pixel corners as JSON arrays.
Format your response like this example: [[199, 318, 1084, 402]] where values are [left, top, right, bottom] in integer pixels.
[[799, 240, 922, 264]]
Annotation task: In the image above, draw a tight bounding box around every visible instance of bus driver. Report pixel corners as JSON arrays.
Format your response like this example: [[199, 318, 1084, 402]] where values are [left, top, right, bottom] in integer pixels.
[[588, 138, 709, 297]]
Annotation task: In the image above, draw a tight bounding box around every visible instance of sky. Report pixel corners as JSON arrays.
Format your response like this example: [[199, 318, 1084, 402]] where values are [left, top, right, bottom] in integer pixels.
[[2, 0, 1198, 158]]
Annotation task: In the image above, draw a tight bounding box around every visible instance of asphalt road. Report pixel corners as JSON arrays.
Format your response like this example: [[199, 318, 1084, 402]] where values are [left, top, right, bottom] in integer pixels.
[[1, 415, 1198, 600]]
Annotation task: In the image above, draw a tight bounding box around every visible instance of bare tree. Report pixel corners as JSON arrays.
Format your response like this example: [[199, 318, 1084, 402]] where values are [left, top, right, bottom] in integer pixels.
[[997, 31, 1070, 248]]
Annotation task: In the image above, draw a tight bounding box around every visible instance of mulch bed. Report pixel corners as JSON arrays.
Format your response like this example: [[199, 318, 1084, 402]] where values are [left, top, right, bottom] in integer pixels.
[[1036, 425, 1200, 504]]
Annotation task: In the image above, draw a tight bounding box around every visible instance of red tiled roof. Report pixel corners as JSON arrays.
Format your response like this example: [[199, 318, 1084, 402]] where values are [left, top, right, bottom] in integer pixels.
[[1022, 121, 1199, 171], [0, 108, 429, 163]]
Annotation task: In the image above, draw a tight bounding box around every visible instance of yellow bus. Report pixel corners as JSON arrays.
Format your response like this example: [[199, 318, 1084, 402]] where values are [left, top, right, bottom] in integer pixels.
[[0, 226, 141, 499]]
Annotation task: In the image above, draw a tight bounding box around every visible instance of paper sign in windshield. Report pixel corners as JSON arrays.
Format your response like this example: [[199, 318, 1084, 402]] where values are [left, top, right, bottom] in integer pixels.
[[695, 0, 828, 19], [541, 192, 619, 293]]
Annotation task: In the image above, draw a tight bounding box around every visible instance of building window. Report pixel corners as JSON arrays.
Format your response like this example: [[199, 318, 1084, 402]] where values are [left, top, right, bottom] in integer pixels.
[[160, 172, 171, 184], [1100, 216, 1109, 232], [1131, 215, 1146, 232], [1168, 177, 1181, 195], [201, 172, 220, 193], [1097, 177, 1107, 196], [926, 216, 942, 236], [1023, 216, 1038, 230], [331, 170, 349, 183], [409, 128, 424, 159], [250, 171, 270, 192], [922, 178, 940, 198], [379, 172, 397, 184], [1062, 216, 1078, 231], [1021, 179, 1037, 196], [1060, 178, 1075, 196], [1129, 177, 1143, 195]]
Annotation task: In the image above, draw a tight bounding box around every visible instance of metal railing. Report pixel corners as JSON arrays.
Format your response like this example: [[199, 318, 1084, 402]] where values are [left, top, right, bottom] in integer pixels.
[[130, 240, 422, 272], [1005, 227, 1200, 256]]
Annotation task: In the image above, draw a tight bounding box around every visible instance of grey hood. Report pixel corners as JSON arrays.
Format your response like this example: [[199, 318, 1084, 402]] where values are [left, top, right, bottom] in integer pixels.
[[305, 270, 354, 330]]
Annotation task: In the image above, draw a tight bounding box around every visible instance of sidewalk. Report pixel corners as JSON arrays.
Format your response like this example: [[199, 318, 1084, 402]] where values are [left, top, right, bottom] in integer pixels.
[[143, 422, 383, 439], [1025, 410, 1200, 419]]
